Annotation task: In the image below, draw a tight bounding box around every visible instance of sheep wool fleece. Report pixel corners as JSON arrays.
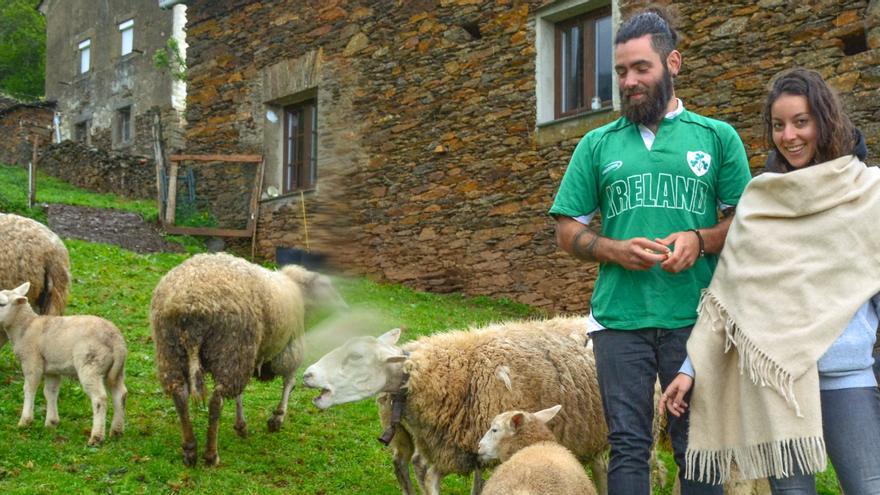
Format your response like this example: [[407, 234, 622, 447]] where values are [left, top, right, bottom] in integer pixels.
[[549, 110, 751, 329], [685, 155, 880, 483]]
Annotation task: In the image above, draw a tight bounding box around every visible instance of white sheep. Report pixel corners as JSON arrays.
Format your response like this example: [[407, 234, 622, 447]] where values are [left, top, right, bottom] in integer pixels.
[[150, 252, 346, 466], [0, 213, 70, 351], [0, 282, 127, 445], [478, 404, 597, 495], [303, 316, 609, 495]]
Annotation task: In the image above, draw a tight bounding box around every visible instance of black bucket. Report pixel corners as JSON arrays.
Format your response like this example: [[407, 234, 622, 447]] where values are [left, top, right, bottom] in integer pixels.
[[275, 247, 328, 271]]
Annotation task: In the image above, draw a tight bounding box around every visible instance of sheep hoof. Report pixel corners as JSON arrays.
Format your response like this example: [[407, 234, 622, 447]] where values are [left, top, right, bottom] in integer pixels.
[[203, 452, 220, 467], [267, 415, 284, 432], [110, 428, 124, 439], [87, 434, 104, 446], [234, 422, 249, 438], [45, 418, 60, 428], [18, 418, 33, 428], [182, 442, 198, 467]]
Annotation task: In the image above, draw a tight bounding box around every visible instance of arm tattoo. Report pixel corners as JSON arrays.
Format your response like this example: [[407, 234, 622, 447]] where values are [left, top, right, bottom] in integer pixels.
[[572, 227, 601, 261]]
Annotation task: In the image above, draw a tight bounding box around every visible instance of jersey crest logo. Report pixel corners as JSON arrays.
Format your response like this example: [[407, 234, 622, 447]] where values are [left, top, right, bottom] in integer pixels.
[[687, 151, 711, 177], [601, 160, 623, 175]]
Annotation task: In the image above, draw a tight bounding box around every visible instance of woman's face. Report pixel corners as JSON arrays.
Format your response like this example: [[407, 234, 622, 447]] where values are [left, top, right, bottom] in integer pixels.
[[771, 94, 818, 169]]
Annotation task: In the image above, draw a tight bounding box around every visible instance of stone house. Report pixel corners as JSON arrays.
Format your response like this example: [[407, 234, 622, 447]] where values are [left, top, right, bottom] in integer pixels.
[[39, 0, 188, 158], [0, 94, 54, 167], [169, 0, 880, 313]]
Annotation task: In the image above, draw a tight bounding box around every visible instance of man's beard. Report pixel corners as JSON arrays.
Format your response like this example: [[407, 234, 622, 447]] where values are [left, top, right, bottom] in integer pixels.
[[621, 66, 674, 126]]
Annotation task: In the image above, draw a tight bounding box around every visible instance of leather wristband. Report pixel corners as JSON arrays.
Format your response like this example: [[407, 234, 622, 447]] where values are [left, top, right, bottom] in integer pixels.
[[687, 228, 705, 257]]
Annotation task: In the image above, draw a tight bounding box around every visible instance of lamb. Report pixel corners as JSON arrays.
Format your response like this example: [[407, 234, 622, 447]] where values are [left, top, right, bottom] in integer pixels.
[[0, 213, 70, 350], [477, 404, 597, 495], [303, 316, 609, 495], [0, 282, 127, 446], [150, 252, 346, 466]]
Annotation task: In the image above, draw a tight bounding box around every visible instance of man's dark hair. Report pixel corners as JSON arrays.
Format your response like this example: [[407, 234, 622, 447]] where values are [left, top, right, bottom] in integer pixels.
[[614, 7, 679, 61]]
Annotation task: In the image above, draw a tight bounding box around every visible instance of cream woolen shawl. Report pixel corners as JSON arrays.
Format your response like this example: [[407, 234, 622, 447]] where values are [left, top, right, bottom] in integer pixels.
[[685, 155, 880, 483]]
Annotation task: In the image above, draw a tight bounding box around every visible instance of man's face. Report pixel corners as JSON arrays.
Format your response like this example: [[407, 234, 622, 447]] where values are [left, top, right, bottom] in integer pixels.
[[614, 35, 677, 126]]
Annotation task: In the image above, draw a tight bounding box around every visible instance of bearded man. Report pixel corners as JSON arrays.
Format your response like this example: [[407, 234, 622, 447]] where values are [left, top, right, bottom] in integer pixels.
[[549, 7, 752, 495]]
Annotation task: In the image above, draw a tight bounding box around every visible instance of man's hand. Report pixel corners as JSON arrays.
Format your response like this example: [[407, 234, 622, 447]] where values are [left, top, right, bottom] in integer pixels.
[[655, 230, 701, 273], [659, 373, 693, 418], [614, 237, 671, 271]]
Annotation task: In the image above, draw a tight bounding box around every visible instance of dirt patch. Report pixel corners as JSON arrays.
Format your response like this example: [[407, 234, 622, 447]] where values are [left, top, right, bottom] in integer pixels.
[[46, 204, 185, 254]]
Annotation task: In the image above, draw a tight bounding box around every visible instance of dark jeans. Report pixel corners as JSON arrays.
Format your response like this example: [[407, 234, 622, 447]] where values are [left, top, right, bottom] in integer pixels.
[[768, 387, 880, 495], [592, 327, 722, 495]]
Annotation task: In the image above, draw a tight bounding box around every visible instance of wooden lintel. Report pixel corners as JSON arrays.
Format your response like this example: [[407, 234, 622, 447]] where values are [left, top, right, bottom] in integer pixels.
[[169, 154, 263, 163], [162, 225, 255, 237]]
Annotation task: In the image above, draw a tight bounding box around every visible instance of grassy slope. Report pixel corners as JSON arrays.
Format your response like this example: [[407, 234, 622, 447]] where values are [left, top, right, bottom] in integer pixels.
[[0, 163, 840, 494]]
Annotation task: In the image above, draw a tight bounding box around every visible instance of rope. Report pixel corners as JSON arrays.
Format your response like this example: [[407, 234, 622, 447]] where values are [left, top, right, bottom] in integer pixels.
[[300, 190, 310, 252]]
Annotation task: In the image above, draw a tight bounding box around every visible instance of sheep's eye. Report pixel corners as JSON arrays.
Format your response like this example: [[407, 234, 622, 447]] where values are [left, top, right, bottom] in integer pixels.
[[347, 353, 363, 361]]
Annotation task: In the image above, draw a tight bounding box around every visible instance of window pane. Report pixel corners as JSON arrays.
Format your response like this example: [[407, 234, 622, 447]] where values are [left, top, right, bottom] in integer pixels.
[[81, 46, 90, 73], [121, 28, 133, 56], [595, 15, 612, 104], [561, 25, 583, 113]]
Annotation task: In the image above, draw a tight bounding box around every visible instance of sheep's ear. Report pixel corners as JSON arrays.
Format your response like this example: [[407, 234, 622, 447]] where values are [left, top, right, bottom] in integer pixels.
[[385, 355, 406, 364], [510, 412, 525, 430], [13, 282, 30, 297], [378, 328, 402, 345], [533, 405, 562, 424]]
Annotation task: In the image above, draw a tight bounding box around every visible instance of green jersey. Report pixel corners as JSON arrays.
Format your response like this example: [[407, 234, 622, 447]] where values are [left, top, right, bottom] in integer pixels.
[[549, 109, 752, 330]]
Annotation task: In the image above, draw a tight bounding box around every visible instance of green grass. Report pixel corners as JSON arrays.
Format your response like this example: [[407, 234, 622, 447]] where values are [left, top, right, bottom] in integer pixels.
[[0, 163, 842, 494]]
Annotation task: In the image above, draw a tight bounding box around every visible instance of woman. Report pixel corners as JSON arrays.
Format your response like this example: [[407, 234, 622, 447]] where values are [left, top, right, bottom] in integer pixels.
[[660, 68, 880, 494]]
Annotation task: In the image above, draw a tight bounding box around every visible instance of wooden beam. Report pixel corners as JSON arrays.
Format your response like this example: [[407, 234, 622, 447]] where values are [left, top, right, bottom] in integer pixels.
[[165, 161, 179, 224], [169, 154, 262, 163], [162, 225, 254, 237]]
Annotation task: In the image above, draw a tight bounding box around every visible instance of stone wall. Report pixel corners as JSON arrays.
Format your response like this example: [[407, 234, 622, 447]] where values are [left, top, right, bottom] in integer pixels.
[[183, 0, 880, 313], [38, 140, 157, 200], [0, 105, 54, 167]]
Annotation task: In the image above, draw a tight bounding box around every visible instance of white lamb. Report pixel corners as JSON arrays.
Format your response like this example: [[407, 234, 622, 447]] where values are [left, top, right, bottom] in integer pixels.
[[0, 282, 127, 445], [478, 404, 597, 495], [303, 316, 609, 495]]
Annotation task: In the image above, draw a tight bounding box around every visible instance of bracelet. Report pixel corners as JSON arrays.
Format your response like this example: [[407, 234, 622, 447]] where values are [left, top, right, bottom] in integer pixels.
[[687, 229, 705, 257]]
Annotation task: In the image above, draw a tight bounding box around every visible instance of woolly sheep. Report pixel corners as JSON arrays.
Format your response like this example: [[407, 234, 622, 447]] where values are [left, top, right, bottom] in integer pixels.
[[303, 316, 609, 495], [478, 404, 597, 495], [0, 282, 127, 445], [150, 252, 346, 466], [0, 213, 70, 350]]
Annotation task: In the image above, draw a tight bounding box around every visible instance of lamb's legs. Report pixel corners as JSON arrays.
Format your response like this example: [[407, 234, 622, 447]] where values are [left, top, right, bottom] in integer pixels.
[[413, 453, 429, 494], [390, 432, 415, 495], [267, 373, 295, 432], [18, 367, 43, 427], [43, 374, 61, 427], [108, 377, 127, 437], [171, 386, 198, 467], [203, 388, 224, 466], [591, 454, 609, 495], [234, 394, 248, 438], [470, 468, 483, 495], [423, 466, 443, 495], [78, 372, 108, 446]]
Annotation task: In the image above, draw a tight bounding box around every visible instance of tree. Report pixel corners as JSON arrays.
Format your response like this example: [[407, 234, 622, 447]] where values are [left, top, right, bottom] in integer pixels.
[[0, 0, 46, 100]]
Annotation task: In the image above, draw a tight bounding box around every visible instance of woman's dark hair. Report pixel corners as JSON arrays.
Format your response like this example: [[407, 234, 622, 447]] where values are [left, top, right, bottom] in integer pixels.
[[615, 7, 679, 61], [763, 68, 855, 171]]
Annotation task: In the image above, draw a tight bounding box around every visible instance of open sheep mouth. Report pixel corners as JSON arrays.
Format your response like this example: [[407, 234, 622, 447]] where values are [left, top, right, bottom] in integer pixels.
[[313, 389, 332, 407]]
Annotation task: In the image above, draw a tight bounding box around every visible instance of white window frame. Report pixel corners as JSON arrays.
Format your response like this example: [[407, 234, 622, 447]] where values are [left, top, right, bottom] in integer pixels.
[[119, 19, 134, 56], [78, 39, 91, 74], [533, 0, 619, 125]]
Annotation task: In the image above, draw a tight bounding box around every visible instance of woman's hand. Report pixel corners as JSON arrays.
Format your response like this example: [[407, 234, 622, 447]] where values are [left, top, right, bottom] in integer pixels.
[[660, 373, 694, 418]]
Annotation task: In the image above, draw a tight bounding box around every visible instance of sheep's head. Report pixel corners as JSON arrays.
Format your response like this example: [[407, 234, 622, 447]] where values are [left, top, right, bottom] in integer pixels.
[[0, 282, 30, 325], [303, 328, 406, 409], [477, 404, 561, 463], [280, 265, 347, 310]]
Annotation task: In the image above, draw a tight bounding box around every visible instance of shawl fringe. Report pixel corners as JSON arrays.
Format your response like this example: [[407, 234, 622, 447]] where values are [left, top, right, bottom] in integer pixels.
[[698, 290, 802, 417], [685, 436, 827, 483]]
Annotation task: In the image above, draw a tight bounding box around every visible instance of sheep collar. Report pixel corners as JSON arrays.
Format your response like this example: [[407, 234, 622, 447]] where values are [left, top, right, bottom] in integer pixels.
[[377, 350, 410, 446]]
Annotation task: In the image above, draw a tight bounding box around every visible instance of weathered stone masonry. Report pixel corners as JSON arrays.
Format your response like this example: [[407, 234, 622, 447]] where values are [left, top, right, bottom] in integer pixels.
[[182, 0, 880, 313]]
